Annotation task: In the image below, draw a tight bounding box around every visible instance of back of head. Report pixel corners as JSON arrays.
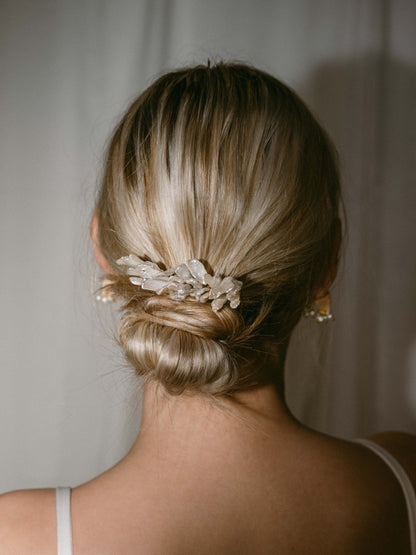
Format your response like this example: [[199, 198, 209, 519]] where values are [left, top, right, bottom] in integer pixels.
[[96, 62, 341, 396]]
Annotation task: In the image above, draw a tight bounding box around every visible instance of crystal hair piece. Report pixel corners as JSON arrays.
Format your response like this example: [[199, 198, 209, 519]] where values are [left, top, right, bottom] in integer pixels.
[[116, 255, 242, 313]]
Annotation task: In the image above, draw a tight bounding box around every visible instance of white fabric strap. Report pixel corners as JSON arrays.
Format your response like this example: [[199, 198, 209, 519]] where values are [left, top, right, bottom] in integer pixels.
[[356, 438, 416, 554], [56, 487, 73, 555]]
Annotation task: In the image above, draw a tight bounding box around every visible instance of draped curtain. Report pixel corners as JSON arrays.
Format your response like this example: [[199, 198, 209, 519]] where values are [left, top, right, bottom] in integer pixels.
[[1, 0, 415, 491]]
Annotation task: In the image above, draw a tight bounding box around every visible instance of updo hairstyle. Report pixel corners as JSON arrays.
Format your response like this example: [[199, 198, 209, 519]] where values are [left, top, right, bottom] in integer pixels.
[[95, 63, 341, 396]]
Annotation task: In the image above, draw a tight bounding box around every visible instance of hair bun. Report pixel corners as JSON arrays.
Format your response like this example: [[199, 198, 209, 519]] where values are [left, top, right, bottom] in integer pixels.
[[118, 295, 246, 394]]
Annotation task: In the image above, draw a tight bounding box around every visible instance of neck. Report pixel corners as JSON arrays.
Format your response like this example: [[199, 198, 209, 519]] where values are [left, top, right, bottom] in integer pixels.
[[85, 361, 305, 499], [126, 368, 300, 466]]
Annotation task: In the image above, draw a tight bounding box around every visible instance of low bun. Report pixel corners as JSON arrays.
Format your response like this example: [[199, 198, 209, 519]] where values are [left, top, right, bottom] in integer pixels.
[[119, 294, 247, 395]]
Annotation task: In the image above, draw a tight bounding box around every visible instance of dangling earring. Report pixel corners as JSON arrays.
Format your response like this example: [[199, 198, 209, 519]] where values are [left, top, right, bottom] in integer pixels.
[[95, 277, 115, 304], [304, 292, 334, 323]]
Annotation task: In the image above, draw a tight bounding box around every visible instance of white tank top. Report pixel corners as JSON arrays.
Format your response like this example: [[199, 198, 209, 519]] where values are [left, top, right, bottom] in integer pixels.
[[55, 487, 72, 555], [55, 439, 416, 554]]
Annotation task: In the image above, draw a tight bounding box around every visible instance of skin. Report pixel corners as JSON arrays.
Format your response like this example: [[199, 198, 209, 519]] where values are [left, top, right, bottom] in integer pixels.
[[0, 216, 414, 554]]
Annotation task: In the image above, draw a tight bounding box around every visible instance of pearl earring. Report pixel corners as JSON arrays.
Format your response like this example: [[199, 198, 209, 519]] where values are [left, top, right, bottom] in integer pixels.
[[95, 278, 115, 304], [304, 293, 334, 323]]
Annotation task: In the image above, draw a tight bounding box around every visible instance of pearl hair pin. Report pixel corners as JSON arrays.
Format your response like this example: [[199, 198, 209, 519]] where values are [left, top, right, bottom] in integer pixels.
[[116, 255, 242, 313]]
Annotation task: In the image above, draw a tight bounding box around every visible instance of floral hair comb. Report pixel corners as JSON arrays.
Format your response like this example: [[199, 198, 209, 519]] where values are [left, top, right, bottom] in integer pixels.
[[116, 255, 242, 313]]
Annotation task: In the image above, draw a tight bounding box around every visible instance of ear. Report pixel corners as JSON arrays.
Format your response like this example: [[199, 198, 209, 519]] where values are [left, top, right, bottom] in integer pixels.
[[90, 209, 113, 274]]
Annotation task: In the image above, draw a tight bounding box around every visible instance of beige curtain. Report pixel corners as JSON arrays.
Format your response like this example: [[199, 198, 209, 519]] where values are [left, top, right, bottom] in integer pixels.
[[1, 0, 415, 491]]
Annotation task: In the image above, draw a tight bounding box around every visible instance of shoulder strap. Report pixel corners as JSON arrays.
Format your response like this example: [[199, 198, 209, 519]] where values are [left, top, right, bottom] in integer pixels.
[[56, 487, 73, 555], [356, 438, 416, 554]]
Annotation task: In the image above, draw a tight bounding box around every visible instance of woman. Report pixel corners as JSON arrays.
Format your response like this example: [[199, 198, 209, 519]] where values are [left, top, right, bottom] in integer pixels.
[[0, 63, 415, 554]]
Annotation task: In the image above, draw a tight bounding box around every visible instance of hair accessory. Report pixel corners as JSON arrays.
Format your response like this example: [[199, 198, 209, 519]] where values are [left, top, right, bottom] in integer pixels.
[[304, 293, 334, 323], [116, 255, 242, 313]]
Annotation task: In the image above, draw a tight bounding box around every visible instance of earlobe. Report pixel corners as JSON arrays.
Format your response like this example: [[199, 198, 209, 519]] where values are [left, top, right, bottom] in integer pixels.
[[91, 209, 113, 274]]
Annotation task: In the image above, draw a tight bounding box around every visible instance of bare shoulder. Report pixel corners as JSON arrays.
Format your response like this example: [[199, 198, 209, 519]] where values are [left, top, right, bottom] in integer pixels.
[[302, 432, 412, 553], [0, 488, 56, 555]]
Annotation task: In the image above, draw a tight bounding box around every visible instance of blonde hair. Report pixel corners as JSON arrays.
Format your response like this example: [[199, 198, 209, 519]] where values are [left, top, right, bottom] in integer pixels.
[[96, 62, 341, 396]]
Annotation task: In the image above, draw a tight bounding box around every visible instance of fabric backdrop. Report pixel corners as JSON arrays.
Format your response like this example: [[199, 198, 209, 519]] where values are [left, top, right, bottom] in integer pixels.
[[1, 0, 415, 492]]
